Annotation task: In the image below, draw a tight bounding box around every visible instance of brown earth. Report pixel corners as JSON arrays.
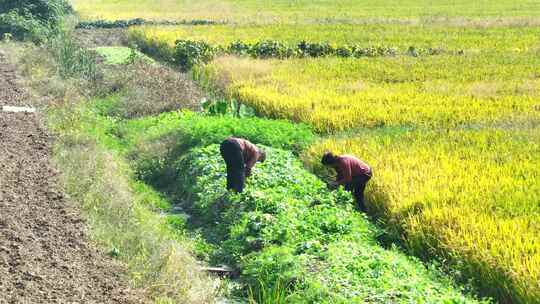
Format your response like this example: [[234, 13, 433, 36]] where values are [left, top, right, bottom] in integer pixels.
[[0, 49, 143, 303], [74, 28, 129, 48]]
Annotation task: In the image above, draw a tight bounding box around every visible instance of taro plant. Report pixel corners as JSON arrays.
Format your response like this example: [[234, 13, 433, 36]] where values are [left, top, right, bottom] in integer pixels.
[[298, 41, 335, 57], [228, 40, 252, 56], [174, 39, 216, 71], [250, 40, 295, 59], [201, 98, 255, 118]]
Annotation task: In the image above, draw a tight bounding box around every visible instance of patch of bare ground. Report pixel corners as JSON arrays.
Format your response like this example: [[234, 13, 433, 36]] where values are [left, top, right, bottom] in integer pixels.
[[0, 49, 144, 303], [74, 28, 129, 48], [102, 60, 206, 118]]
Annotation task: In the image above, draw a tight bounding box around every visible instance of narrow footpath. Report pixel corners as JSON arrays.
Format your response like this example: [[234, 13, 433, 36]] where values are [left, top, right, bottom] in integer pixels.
[[0, 49, 141, 303]]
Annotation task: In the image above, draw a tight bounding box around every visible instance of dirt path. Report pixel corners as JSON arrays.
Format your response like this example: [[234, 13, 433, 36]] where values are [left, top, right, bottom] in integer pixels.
[[0, 50, 142, 303]]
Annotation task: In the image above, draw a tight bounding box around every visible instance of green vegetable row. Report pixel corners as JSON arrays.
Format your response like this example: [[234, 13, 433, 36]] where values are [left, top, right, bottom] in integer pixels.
[[169, 143, 486, 303], [114, 109, 490, 303]]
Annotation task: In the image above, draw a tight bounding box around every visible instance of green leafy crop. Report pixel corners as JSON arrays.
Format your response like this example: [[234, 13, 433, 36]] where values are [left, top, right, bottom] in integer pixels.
[[173, 144, 488, 303], [94, 47, 154, 65], [174, 39, 216, 71], [115, 111, 315, 192], [118, 111, 314, 156]]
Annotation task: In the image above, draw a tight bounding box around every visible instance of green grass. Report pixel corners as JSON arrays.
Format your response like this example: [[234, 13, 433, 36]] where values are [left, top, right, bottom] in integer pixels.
[[93, 46, 154, 65], [48, 103, 219, 303], [115, 110, 315, 155]]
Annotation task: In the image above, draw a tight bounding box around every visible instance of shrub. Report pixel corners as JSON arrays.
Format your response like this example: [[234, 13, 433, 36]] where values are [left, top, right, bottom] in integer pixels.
[[250, 40, 295, 59], [76, 18, 220, 29], [174, 39, 216, 71], [129, 29, 175, 63], [49, 32, 100, 81], [351, 45, 377, 57], [130, 28, 447, 72], [298, 41, 335, 57], [0, 0, 71, 23], [76, 18, 145, 29], [0, 11, 46, 41], [227, 40, 252, 56], [335, 46, 352, 57], [0, 0, 72, 41]]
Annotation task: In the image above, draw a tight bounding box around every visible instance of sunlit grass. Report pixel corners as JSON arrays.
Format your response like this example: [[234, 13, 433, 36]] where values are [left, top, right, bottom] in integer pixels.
[[71, 0, 540, 24], [93, 47, 154, 65]]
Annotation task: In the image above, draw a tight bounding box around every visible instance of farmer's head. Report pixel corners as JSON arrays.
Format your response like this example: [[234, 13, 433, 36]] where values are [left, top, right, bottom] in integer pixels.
[[321, 152, 338, 166]]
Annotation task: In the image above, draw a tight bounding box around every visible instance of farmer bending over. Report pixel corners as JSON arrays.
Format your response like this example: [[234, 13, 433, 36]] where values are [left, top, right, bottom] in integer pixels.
[[322, 152, 372, 212], [220, 137, 266, 193]]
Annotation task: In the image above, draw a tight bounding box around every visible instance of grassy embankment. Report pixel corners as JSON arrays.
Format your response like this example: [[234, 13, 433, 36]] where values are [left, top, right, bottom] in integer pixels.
[[128, 19, 540, 303]]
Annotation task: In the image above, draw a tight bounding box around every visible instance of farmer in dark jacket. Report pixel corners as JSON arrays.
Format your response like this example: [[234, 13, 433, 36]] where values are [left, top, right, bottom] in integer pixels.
[[220, 137, 266, 193], [321, 152, 372, 212]]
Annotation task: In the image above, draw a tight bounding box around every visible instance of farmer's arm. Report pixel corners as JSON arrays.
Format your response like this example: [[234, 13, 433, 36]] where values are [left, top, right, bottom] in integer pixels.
[[244, 145, 259, 177]]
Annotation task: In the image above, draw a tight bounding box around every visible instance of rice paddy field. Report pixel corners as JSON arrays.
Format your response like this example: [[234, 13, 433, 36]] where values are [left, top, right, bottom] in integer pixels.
[[129, 24, 540, 132], [132, 24, 540, 48], [304, 127, 540, 303], [72, 0, 540, 24], [72, 0, 540, 303]]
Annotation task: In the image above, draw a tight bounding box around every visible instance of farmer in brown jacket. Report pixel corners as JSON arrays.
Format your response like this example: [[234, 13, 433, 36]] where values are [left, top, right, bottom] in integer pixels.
[[220, 137, 266, 193], [322, 152, 372, 212]]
